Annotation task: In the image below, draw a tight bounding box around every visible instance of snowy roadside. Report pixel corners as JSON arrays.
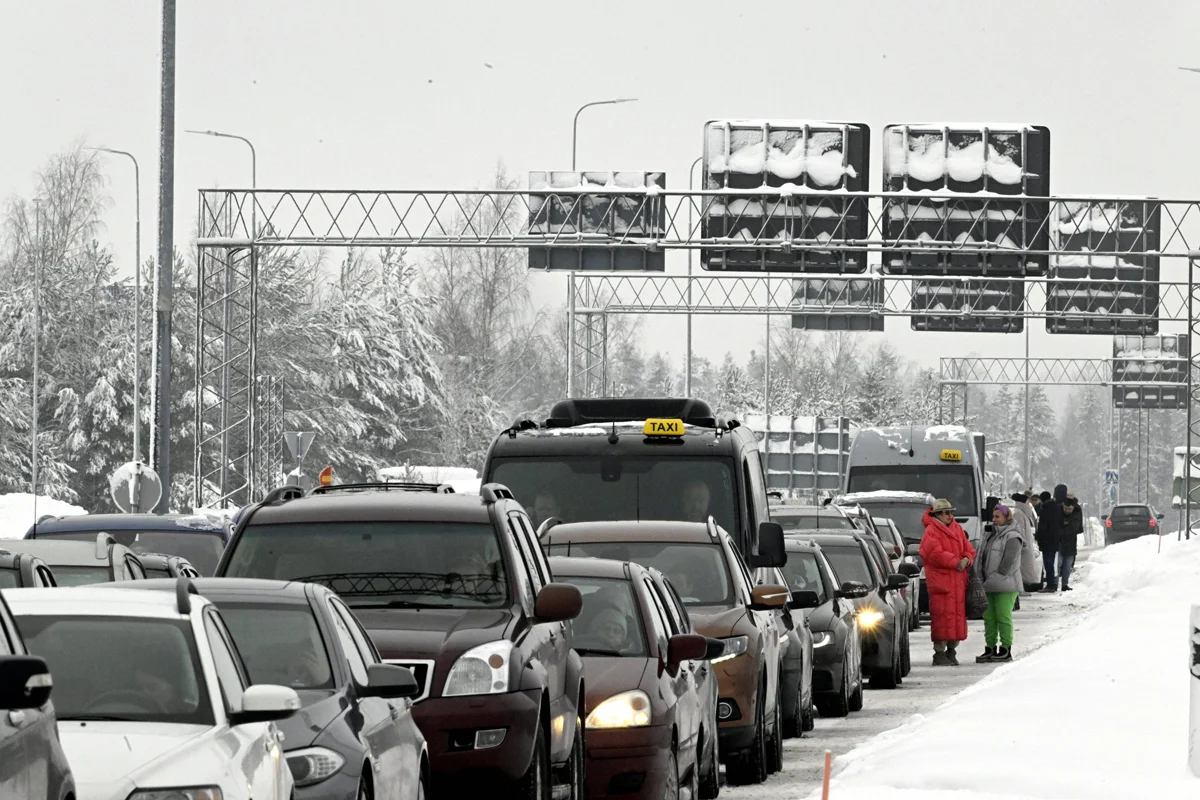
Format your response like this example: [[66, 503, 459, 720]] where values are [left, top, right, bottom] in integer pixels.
[[802, 534, 1200, 799], [0, 493, 87, 539]]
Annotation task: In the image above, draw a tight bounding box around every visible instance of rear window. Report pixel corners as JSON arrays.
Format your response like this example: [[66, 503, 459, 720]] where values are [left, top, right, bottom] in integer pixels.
[[0, 569, 18, 589], [49, 565, 113, 586], [547, 541, 733, 608], [1112, 506, 1150, 518], [821, 545, 874, 588], [773, 510, 856, 531]]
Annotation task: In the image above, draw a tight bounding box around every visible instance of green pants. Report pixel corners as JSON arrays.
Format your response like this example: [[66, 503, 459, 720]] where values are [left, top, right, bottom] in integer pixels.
[[983, 592, 1019, 648]]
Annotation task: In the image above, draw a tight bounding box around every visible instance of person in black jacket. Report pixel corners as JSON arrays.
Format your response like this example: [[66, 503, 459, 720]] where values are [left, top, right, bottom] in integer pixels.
[[1058, 493, 1084, 591], [1036, 487, 1063, 592]]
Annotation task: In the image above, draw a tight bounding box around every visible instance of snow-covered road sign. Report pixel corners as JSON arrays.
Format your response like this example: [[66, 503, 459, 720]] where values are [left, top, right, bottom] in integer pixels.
[[109, 461, 162, 514], [284, 431, 315, 462]]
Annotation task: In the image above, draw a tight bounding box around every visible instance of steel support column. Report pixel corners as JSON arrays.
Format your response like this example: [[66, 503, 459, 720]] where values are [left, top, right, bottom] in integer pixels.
[[1186, 252, 1200, 537]]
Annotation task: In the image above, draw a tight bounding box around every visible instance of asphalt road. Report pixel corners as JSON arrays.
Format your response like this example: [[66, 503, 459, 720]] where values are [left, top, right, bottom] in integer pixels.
[[723, 548, 1099, 800]]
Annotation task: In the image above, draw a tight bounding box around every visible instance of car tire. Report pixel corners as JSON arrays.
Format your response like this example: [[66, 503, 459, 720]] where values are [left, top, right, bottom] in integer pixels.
[[726, 685, 768, 785], [766, 688, 783, 774], [664, 746, 680, 800], [783, 674, 803, 739], [417, 768, 428, 800], [357, 776, 371, 800], [870, 640, 901, 690], [564, 716, 585, 800], [515, 725, 551, 800], [698, 723, 720, 799], [848, 671, 864, 712], [901, 630, 912, 677], [818, 657, 851, 718]]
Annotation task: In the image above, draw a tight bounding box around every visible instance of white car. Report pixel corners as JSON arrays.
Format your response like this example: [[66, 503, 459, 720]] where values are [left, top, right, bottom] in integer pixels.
[[3, 580, 300, 800]]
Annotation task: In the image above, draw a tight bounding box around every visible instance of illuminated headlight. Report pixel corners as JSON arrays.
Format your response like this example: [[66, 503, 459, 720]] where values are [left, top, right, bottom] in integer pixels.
[[812, 631, 833, 648], [444, 641, 514, 697], [127, 790, 223, 800], [586, 690, 651, 729], [286, 746, 345, 787], [711, 635, 749, 664], [857, 609, 885, 629]]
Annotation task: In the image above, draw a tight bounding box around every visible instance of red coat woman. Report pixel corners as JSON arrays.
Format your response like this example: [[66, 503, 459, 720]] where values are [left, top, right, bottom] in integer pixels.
[[919, 499, 977, 665]]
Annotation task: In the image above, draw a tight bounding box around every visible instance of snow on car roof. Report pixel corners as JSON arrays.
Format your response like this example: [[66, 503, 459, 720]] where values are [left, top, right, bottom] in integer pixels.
[[3, 586, 196, 618], [838, 490, 935, 504]]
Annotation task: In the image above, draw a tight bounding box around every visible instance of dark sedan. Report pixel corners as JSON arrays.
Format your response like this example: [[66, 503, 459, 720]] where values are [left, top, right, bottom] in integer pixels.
[[550, 556, 710, 800], [794, 532, 911, 690], [25, 512, 229, 575], [115, 577, 428, 800], [754, 565, 816, 738], [777, 538, 865, 717]]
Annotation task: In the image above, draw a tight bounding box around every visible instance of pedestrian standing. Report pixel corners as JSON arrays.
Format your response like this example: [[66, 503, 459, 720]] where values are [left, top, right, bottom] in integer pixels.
[[1009, 492, 1041, 602], [1058, 493, 1084, 591], [1036, 487, 1064, 592], [920, 498, 977, 666], [976, 503, 1026, 662]]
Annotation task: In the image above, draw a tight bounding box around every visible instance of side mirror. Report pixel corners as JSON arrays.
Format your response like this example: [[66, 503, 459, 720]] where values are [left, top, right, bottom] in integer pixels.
[[752, 522, 787, 568], [787, 590, 821, 610], [897, 562, 921, 577], [534, 583, 583, 623], [886, 574, 910, 591], [1101, 515, 1108, 521], [905, 543, 920, 557], [0, 656, 53, 710], [361, 663, 420, 700], [749, 583, 789, 610], [703, 637, 726, 660], [980, 507, 989, 520], [229, 684, 301, 725], [1156, 513, 1165, 520], [667, 633, 708, 666], [837, 581, 870, 600]]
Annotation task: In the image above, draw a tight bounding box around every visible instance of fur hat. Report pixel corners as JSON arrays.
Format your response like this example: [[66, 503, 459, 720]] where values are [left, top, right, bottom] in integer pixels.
[[1011, 492, 1028, 503], [1039, 491, 1052, 503]]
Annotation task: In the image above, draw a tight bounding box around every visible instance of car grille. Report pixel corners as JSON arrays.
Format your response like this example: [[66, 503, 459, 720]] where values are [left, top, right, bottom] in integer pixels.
[[385, 659, 435, 702]]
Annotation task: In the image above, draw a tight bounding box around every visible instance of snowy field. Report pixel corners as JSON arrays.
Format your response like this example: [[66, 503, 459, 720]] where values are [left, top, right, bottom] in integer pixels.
[[0, 492, 86, 539], [754, 533, 1200, 800]]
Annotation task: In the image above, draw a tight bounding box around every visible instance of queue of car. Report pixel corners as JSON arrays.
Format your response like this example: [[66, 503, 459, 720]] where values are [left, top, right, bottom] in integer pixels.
[[0, 395, 926, 800]]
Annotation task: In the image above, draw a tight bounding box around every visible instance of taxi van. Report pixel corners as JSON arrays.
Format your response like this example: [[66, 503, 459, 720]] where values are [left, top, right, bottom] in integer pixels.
[[482, 397, 779, 565]]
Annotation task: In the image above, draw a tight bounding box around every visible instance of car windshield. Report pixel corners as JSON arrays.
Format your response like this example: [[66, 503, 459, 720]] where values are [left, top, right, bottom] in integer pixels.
[[856, 504, 928, 543], [48, 565, 112, 586], [223, 521, 510, 609], [34, 530, 225, 575], [847, 465, 978, 515], [490, 457, 739, 538], [773, 510, 856, 531], [219, 603, 336, 690], [560, 577, 648, 657], [547, 541, 733, 608], [1112, 506, 1149, 518], [0, 569, 18, 589], [781, 552, 825, 595], [17, 615, 213, 725], [822, 545, 874, 587]]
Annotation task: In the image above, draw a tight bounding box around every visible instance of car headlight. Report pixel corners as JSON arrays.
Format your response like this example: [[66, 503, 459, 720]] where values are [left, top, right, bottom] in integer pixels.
[[444, 640, 514, 697], [812, 631, 833, 648], [857, 609, 885, 629], [286, 746, 346, 787], [127, 790, 223, 800], [586, 690, 651, 729], [711, 635, 749, 664]]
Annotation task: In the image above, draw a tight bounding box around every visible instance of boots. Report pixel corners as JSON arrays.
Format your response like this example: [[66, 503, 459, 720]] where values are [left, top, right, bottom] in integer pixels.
[[946, 642, 960, 666], [932, 641, 953, 666], [992, 646, 1013, 662], [976, 646, 996, 663]]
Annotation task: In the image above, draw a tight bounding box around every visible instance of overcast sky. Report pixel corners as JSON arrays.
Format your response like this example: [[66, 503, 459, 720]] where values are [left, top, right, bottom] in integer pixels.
[[3, 0, 1199, 380]]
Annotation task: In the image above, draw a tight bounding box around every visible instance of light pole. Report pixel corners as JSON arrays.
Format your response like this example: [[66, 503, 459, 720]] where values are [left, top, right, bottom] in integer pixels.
[[185, 129, 256, 187], [571, 98, 637, 170], [686, 156, 702, 395], [88, 147, 142, 463]]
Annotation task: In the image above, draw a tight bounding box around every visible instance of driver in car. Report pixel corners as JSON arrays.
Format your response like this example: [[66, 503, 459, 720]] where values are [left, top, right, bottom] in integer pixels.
[[681, 480, 711, 523], [593, 607, 631, 653]]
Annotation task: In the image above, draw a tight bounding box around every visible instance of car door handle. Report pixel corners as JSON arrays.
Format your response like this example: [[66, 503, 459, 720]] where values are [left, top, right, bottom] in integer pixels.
[[7, 710, 25, 726]]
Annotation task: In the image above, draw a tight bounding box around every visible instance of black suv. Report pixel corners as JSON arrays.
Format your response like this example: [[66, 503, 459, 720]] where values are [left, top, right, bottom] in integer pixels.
[[216, 482, 586, 800], [1103, 503, 1165, 545], [483, 397, 774, 562]]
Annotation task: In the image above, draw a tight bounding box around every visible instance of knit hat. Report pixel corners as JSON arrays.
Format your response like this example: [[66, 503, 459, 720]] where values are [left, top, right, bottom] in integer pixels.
[[930, 498, 955, 514], [1011, 492, 1028, 503], [1039, 491, 1052, 503]]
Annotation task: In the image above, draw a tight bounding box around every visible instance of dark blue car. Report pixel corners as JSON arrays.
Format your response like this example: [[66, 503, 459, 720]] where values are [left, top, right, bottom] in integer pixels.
[[25, 513, 230, 576]]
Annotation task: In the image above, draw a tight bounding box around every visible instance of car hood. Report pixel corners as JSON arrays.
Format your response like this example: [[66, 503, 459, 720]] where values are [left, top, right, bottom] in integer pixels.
[[686, 604, 749, 639], [277, 689, 345, 750], [60, 722, 227, 797], [582, 657, 651, 716], [352, 606, 515, 661]]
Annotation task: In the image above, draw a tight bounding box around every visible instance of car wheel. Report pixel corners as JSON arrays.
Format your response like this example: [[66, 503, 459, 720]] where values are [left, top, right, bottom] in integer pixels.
[[515, 724, 551, 800], [357, 776, 371, 800], [848, 668, 864, 712], [416, 768, 428, 800], [663, 746, 679, 800], [783, 673, 803, 739], [698, 723, 720, 799], [726, 683, 768, 785], [564, 716, 585, 800], [901, 630, 912, 677], [818, 656, 851, 718], [766, 687, 783, 774]]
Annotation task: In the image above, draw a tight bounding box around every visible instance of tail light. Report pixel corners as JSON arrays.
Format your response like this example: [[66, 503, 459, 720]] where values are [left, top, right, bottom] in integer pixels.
[[1149, 517, 1156, 527], [1104, 518, 1112, 528], [893, 545, 902, 557]]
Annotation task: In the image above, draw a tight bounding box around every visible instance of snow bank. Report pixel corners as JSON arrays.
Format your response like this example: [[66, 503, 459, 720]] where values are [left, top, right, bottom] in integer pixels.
[[0, 493, 87, 540], [378, 465, 481, 495], [807, 534, 1200, 799]]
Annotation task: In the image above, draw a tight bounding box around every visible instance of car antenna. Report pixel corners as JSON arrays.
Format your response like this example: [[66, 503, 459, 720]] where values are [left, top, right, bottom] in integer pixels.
[[608, 420, 619, 445], [908, 422, 915, 457]]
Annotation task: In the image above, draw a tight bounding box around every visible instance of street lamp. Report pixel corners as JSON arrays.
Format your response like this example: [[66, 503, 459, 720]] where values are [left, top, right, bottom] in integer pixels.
[[571, 98, 638, 170], [87, 146, 142, 463], [685, 155, 702, 395], [185, 129, 257, 187]]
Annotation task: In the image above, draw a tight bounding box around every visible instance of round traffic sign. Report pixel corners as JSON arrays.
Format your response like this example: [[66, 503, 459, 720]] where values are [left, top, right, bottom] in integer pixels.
[[109, 461, 163, 514]]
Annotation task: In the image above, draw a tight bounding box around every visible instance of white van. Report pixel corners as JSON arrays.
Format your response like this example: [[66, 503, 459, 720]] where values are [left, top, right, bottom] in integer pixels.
[[842, 425, 987, 546]]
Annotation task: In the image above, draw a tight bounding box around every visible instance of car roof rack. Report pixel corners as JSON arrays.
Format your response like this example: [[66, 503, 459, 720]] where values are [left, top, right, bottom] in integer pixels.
[[545, 397, 717, 429], [95, 532, 117, 558], [503, 418, 539, 438], [261, 485, 305, 506], [480, 483, 516, 504], [310, 482, 455, 495], [176, 577, 200, 614], [536, 517, 562, 539]]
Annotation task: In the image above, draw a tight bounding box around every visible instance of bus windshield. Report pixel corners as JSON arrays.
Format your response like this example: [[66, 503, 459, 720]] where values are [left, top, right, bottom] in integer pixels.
[[489, 457, 739, 538], [847, 465, 978, 517]]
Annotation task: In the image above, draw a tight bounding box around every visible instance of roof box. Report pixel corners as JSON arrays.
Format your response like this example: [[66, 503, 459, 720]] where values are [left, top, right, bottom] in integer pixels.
[[546, 397, 716, 429]]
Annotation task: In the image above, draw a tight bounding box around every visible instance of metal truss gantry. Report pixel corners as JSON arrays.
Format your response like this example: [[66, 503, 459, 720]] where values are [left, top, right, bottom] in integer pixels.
[[193, 189, 1200, 525]]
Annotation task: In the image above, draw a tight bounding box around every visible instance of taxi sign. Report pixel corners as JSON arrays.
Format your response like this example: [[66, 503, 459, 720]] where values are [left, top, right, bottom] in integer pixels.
[[318, 465, 335, 486], [940, 449, 962, 462], [643, 418, 685, 437]]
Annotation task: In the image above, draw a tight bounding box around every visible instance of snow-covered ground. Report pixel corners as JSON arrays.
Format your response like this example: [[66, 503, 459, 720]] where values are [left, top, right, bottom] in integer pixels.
[[799, 533, 1200, 799], [0, 493, 87, 539]]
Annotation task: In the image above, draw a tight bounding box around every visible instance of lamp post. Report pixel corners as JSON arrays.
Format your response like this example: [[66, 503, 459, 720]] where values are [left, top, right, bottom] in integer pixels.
[[686, 156, 702, 394], [88, 147, 142, 462], [571, 98, 637, 170], [185, 129, 256, 187]]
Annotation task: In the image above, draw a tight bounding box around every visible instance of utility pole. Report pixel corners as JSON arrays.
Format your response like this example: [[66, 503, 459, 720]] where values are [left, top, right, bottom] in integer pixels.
[[31, 201, 42, 510], [150, 0, 176, 513]]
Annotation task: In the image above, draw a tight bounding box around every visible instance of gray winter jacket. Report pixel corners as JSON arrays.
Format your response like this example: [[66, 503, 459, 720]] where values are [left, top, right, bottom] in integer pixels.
[[979, 520, 1026, 593], [1010, 500, 1041, 585]]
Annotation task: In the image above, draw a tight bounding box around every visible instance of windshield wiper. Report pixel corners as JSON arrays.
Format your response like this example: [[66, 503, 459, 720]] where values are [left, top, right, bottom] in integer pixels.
[[64, 714, 138, 722], [348, 600, 457, 609], [574, 647, 627, 657]]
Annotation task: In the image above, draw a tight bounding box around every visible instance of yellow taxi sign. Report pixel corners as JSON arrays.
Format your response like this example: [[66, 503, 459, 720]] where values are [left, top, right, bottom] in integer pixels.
[[940, 449, 962, 462], [643, 418, 685, 437]]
